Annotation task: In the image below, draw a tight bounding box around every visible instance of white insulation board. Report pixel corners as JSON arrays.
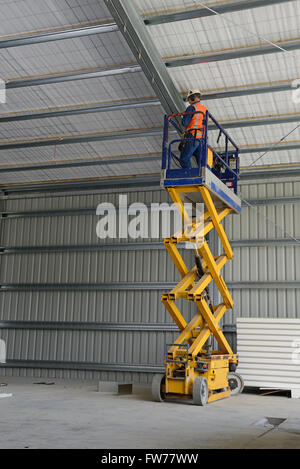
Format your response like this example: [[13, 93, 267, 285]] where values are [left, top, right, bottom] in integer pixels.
[[237, 318, 300, 398]]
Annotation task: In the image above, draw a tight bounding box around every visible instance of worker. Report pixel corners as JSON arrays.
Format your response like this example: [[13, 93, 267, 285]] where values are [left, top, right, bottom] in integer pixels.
[[179, 89, 207, 169]]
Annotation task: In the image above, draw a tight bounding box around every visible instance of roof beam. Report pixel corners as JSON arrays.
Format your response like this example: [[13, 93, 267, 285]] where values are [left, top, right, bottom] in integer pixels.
[[202, 79, 295, 100], [3, 2, 291, 118], [239, 140, 300, 154], [0, 154, 161, 173], [0, 80, 296, 127], [240, 165, 300, 181], [216, 112, 300, 129], [0, 23, 118, 48], [0, 127, 163, 151], [6, 64, 141, 89], [0, 139, 299, 172], [166, 37, 300, 68], [0, 98, 161, 123], [2, 99, 298, 127], [144, 0, 293, 25], [4, 67, 296, 102], [0, 1, 291, 49], [104, 0, 184, 116], [0, 126, 299, 151]]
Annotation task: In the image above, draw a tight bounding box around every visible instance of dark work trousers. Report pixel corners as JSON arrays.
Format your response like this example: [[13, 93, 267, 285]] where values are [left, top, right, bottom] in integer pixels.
[[180, 137, 202, 169]]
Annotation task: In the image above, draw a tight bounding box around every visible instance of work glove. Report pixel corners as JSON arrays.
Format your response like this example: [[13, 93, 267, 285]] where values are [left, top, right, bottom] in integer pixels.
[[178, 131, 189, 151]]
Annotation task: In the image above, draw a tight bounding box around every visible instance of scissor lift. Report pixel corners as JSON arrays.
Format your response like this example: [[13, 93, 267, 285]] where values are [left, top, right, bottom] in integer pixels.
[[152, 110, 244, 405]]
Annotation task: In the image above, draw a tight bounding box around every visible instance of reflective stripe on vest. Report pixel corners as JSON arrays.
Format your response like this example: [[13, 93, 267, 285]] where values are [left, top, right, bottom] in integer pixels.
[[186, 102, 207, 137]]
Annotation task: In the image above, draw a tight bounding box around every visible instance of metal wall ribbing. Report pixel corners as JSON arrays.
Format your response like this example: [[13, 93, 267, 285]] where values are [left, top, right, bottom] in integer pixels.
[[223, 180, 300, 350], [0, 180, 300, 382], [0, 187, 195, 383]]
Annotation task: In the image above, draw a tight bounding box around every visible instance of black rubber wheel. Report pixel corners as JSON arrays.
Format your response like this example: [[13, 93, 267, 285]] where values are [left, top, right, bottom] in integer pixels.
[[151, 374, 166, 402], [227, 372, 244, 395], [193, 377, 209, 406]]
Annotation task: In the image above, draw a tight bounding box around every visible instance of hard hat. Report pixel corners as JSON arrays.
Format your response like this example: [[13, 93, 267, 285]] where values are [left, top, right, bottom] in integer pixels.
[[186, 89, 202, 100]]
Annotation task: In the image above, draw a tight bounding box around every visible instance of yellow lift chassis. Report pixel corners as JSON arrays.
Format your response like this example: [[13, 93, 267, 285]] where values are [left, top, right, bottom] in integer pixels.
[[151, 183, 244, 405]]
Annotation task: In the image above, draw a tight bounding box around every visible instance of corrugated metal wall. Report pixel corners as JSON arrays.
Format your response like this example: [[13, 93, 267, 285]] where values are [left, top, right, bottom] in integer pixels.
[[0, 179, 300, 382], [223, 180, 300, 350], [0, 187, 195, 383]]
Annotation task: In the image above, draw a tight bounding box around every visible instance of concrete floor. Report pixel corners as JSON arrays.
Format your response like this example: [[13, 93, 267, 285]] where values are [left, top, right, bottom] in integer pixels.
[[0, 377, 300, 449]]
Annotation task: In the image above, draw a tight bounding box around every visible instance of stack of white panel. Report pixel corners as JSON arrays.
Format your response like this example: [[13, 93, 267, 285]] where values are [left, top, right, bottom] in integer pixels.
[[237, 318, 300, 398]]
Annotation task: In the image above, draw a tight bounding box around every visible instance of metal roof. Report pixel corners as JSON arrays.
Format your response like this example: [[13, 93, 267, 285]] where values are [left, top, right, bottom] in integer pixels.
[[0, 0, 299, 187]]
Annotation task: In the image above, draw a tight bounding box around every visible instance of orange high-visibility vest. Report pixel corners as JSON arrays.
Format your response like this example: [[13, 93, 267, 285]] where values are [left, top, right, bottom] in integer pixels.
[[186, 102, 207, 138]]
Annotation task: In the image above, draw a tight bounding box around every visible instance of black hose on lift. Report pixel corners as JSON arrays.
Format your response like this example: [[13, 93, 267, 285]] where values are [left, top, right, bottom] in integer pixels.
[[194, 249, 214, 353], [171, 152, 182, 168], [195, 253, 204, 277]]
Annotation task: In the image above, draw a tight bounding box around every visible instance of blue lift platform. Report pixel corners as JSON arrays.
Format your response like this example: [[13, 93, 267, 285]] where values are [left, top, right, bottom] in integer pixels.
[[152, 110, 244, 405], [161, 110, 241, 214]]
